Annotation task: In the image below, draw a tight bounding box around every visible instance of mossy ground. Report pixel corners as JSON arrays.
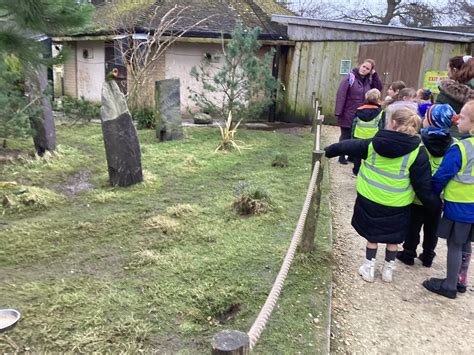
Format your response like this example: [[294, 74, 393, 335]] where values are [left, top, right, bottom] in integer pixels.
[[0, 124, 331, 353]]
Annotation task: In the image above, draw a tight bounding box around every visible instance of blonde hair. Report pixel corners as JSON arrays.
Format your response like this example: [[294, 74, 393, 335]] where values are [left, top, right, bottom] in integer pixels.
[[463, 100, 474, 136], [390, 107, 421, 136], [365, 88, 381, 104]]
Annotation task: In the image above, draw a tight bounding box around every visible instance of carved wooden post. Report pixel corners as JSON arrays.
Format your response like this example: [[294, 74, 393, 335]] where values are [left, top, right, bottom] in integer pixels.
[[212, 330, 249, 355]]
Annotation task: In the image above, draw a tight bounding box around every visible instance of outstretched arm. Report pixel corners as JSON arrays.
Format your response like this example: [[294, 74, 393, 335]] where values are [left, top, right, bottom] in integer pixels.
[[324, 138, 370, 160]]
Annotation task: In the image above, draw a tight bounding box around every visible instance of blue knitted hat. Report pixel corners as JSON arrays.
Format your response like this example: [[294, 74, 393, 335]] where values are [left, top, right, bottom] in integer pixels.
[[425, 104, 456, 129]]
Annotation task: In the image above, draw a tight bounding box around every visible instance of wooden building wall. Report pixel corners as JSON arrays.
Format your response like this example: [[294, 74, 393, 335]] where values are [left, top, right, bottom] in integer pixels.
[[278, 41, 469, 125]]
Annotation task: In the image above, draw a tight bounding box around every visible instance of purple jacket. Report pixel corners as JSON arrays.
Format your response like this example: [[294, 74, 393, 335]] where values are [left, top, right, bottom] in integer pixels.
[[335, 69, 383, 128]]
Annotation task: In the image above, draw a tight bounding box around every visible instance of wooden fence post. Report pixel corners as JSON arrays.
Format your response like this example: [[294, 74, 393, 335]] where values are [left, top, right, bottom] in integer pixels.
[[301, 150, 325, 253], [311, 95, 319, 133], [212, 330, 249, 355]]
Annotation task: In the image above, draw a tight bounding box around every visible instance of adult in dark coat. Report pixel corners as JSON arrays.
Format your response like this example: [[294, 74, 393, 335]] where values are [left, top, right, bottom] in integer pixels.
[[335, 59, 383, 164], [436, 55, 474, 114], [436, 55, 474, 138], [325, 130, 441, 244]]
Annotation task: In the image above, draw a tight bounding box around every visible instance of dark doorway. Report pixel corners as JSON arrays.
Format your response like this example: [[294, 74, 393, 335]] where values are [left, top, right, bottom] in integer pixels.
[[105, 41, 128, 94]]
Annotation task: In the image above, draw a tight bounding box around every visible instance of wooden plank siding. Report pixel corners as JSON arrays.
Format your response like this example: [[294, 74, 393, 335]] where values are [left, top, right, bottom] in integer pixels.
[[417, 42, 468, 88], [278, 41, 358, 124], [278, 41, 470, 125]]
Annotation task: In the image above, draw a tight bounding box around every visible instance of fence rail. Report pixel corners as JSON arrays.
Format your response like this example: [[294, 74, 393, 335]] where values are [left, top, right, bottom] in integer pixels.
[[212, 103, 326, 354]]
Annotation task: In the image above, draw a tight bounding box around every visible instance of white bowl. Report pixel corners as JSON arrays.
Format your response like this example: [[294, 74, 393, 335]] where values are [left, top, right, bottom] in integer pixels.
[[0, 309, 21, 332]]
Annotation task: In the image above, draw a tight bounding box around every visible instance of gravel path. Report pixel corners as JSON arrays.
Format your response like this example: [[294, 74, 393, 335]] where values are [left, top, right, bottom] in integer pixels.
[[323, 125, 474, 354]]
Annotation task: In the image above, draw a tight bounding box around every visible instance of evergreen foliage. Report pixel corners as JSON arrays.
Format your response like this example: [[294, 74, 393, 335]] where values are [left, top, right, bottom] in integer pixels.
[[190, 23, 280, 125], [0, 0, 91, 146], [0, 57, 34, 146]]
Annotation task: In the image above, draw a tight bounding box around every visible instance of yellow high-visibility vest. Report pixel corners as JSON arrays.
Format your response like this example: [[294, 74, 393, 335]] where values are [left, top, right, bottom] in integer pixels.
[[444, 137, 474, 203], [353, 110, 384, 139], [357, 142, 420, 207]]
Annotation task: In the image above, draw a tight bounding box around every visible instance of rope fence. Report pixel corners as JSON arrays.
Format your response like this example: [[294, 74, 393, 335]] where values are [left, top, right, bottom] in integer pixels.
[[212, 101, 326, 354]]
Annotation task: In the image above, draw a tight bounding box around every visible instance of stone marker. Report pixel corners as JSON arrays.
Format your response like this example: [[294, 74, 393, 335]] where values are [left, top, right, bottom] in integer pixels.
[[100, 80, 143, 187], [155, 79, 183, 141], [28, 65, 56, 156], [194, 112, 213, 124]]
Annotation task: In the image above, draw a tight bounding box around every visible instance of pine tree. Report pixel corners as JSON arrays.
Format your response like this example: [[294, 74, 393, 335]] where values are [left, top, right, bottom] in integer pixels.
[[0, 0, 91, 151], [190, 23, 280, 127]]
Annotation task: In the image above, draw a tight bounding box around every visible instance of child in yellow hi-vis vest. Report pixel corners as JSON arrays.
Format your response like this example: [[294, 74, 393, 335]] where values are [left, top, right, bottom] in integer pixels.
[[397, 104, 457, 267], [351, 88, 384, 176], [325, 107, 441, 283], [423, 100, 474, 299]]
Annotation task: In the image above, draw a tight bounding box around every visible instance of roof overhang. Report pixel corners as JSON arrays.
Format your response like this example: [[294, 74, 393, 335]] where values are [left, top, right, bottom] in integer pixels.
[[52, 34, 295, 46], [272, 15, 474, 43]]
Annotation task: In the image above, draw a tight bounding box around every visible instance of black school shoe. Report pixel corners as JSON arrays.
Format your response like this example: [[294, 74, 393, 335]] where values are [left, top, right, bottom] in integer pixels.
[[338, 157, 348, 165], [418, 252, 435, 267], [423, 278, 457, 299], [457, 283, 467, 293], [396, 250, 415, 266]]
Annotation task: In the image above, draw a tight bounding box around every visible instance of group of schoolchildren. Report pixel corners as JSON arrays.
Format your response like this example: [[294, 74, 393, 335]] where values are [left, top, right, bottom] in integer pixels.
[[324, 66, 474, 300]]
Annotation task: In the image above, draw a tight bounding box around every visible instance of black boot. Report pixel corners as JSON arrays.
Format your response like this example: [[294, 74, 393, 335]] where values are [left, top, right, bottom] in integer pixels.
[[419, 251, 436, 267], [396, 250, 415, 266]]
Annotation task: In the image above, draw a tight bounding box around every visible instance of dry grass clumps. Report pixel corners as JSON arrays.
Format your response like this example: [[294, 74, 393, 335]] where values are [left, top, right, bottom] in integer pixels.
[[232, 181, 271, 215], [166, 203, 196, 217], [143, 214, 179, 234], [1, 184, 64, 214], [130, 249, 161, 267]]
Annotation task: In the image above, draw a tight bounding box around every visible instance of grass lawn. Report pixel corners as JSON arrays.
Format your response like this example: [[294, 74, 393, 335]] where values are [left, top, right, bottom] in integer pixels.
[[0, 123, 331, 353]]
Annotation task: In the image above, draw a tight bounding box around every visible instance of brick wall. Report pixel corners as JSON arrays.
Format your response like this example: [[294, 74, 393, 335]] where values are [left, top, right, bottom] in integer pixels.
[[127, 49, 166, 109]]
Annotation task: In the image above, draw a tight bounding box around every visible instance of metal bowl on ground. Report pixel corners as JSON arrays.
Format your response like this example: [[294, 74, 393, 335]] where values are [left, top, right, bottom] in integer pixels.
[[0, 309, 21, 333]]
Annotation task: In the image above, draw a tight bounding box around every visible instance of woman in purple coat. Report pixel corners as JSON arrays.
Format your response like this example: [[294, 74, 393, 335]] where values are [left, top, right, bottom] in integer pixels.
[[335, 59, 383, 164]]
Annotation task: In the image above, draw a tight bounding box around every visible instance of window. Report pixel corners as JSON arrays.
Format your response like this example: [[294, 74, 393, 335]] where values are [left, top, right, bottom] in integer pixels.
[[340, 60, 351, 75]]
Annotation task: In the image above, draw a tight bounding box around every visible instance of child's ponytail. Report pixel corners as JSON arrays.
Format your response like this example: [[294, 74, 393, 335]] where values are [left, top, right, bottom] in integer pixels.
[[390, 107, 421, 136]]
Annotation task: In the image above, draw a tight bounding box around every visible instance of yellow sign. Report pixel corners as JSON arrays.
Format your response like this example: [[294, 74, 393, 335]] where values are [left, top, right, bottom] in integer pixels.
[[423, 70, 449, 94]]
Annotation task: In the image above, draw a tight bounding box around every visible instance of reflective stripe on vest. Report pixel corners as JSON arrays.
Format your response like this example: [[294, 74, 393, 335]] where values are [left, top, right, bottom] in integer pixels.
[[444, 137, 474, 203], [357, 142, 420, 207], [353, 111, 383, 139]]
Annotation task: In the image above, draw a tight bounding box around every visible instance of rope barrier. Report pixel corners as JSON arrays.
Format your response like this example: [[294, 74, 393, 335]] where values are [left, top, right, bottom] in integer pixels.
[[212, 104, 325, 354], [247, 160, 321, 349]]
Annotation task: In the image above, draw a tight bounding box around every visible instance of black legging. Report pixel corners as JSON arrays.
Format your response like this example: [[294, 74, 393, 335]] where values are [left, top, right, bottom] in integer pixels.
[[338, 127, 352, 162]]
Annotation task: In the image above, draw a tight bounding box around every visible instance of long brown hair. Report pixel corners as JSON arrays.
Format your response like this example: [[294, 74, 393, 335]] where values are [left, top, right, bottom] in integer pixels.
[[448, 56, 465, 71], [453, 57, 474, 84]]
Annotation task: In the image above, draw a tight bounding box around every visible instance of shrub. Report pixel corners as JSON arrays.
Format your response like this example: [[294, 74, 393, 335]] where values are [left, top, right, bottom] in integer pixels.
[[60, 96, 101, 122], [271, 152, 289, 168], [232, 181, 271, 215], [132, 108, 155, 129]]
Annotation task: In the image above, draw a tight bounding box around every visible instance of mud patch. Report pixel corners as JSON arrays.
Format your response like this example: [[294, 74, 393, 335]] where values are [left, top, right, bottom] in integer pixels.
[[53, 170, 94, 197]]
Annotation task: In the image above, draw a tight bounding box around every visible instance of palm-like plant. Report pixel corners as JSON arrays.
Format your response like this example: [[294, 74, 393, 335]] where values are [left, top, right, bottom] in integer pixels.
[[215, 111, 244, 152]]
